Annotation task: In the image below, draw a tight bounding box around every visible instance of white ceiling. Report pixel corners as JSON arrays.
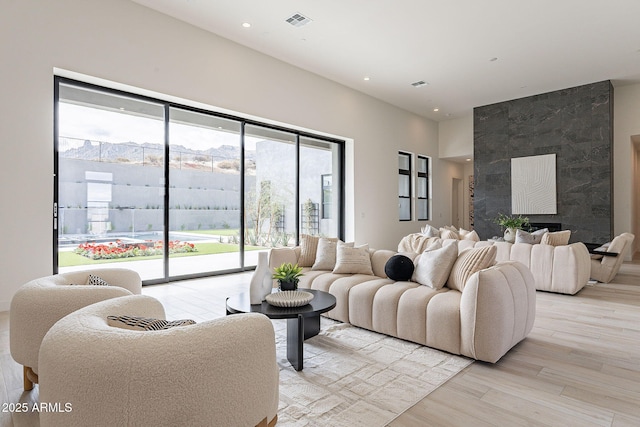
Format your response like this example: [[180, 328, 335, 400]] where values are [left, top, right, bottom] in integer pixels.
[[131, 0, 640, 121]]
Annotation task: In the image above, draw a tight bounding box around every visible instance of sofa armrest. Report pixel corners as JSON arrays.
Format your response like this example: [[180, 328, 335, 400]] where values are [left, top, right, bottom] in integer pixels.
[[459, 261, 536, 363]]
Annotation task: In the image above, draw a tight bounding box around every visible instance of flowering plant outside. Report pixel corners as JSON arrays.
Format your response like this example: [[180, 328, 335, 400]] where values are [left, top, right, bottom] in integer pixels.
[[74, 239, 197, 260]]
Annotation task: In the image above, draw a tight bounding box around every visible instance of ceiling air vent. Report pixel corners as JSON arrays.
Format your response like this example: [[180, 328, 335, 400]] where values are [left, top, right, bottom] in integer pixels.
[[286, 13, 312, 27], [411, 81, 428, 88]]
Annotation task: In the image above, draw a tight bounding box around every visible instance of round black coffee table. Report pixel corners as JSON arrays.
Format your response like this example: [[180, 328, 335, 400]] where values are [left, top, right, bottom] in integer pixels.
[[226, 288, 336, 371]]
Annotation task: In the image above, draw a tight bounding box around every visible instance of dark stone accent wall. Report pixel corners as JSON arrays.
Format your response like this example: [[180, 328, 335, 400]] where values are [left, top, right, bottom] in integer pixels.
[[473, 81, 613, 244]]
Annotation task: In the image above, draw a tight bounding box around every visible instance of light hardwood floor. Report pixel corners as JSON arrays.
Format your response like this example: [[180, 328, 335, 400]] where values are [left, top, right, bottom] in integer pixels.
[[1, 263, 639, 426]]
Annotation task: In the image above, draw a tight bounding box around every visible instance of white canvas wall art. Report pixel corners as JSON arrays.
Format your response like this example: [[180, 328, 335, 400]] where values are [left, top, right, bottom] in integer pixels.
[[511, 154, 557, 214]]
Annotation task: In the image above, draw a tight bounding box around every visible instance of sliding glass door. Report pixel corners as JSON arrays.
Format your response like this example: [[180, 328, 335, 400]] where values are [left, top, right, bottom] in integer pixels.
[[55, 77, 344, 283], [168, 108, 242, 275], [56, 82, 166, 280], [300, 136, 341, 238]]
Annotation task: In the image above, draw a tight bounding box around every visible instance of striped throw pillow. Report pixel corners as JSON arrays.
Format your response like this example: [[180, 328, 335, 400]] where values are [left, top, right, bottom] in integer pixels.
[[447, 245, 497, 292], [107, 315, 196, 331]]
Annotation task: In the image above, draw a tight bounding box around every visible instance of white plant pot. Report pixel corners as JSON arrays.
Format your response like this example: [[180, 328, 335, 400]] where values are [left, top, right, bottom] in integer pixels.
[[503, 227, 516, 243]]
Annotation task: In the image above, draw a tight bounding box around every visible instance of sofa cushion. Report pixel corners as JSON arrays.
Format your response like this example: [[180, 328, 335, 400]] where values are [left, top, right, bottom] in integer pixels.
[[515, 228, 547, 244], [333, 244, 373, 275], [541, 230, 571, 246], [384, 254, 415, 281], [312, 239, 350, 270], [86, 274, 111, 286], [107, 315, 196, 331], [421, 224, 440, 237], [459, 228, 480, 242], [413, 241, 458, 289], [298, 235, 320, 267], [440, 228, 459, 240], [447, 245, 497, 292], [413, 242, 458, 289]]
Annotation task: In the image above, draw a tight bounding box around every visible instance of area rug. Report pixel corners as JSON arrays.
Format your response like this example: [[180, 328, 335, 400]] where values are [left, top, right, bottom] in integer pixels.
[[272, 318, 472, 426]]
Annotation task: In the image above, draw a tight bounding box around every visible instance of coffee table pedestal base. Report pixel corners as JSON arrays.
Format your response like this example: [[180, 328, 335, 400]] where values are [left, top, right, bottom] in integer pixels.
[[287, 314, 321, 371]]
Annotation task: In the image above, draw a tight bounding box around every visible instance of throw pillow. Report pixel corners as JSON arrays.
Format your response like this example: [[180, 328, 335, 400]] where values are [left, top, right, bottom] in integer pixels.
[[333, 244, 373, 275], [440, 228, 459, 240], [384, 254, 415, 281], [541, 230, 571, 246], [413, 241, 458, 289], [447, 245, 497, 292], [107, 315, 196, 331], [86, 274, 111, 286], [298, 234, 321, 267], [420, 224, 440, 237], [312, 239, 352, 271], [459, 228, 480, 242], [515, 228, 548, 244]]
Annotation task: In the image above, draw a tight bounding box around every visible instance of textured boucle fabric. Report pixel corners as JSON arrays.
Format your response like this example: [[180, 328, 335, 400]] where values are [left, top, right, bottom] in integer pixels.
[[270, 246, 536, 363], [39, 295, 279, 427], [10, 268, 142, 375], [409, 235, 591, 295], [460, 262, 536, 362]]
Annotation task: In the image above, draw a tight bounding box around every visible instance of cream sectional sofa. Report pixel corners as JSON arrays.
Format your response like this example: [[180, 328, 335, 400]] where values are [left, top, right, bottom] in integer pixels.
[[269, 246, 536, 363], [400, 234, 591, 295], [448, 239, 590, 295]]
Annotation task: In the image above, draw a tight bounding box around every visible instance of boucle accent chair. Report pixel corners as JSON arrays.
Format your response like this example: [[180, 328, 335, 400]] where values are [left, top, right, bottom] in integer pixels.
[[10, 268, 142, 391], [38, 295, 279, 427], [270, 246, 536, 363], [590, 232, 635, 283]]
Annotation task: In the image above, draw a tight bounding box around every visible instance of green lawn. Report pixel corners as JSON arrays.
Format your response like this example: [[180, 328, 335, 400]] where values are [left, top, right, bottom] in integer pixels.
[[58, 242, 263, 267]]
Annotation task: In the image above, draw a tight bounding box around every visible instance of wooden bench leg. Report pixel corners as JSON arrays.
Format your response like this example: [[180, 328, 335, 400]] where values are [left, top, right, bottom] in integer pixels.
[[23, 366, 38, 391], [255, 414, 278, 427]]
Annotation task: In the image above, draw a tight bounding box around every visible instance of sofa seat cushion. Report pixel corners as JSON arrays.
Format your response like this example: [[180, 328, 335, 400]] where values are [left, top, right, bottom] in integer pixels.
[[425, 291, 462, 355], [301, 272, 382, 323], [323, 274, 382, 323], [397, 286, 449, 345], [348, 279, 395, 330], [372, 282, 421, 337]]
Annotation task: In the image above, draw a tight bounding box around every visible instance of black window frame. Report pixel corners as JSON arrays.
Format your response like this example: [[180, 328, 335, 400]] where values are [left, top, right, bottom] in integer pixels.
[[54, 76, 346, 284], [398, 151, 412, 221], [416, 155, 430, 221]]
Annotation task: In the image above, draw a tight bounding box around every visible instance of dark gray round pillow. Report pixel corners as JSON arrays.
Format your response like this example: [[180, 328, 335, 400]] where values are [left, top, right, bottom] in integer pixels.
[[384, 254, 415, 281]]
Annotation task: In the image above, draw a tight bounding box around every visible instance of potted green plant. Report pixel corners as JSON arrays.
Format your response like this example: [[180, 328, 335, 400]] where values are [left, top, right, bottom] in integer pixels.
[[272, 262, 304, 291], [494, 213, 529, 243]]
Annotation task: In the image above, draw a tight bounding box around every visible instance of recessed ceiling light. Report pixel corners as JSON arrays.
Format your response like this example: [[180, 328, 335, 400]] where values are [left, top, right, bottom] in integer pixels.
[[490, 57, 498, 62], [433, 108, 439, 112], [242, 22, 251, 28], [363, 76, 370, 81], [466, 158, 472, 162]]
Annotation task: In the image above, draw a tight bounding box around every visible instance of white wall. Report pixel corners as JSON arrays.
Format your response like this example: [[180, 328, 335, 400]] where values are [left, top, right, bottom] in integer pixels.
[[614, 83, 640, 257], [0, 0, 460, 309], [438, 115, 473, 160]]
